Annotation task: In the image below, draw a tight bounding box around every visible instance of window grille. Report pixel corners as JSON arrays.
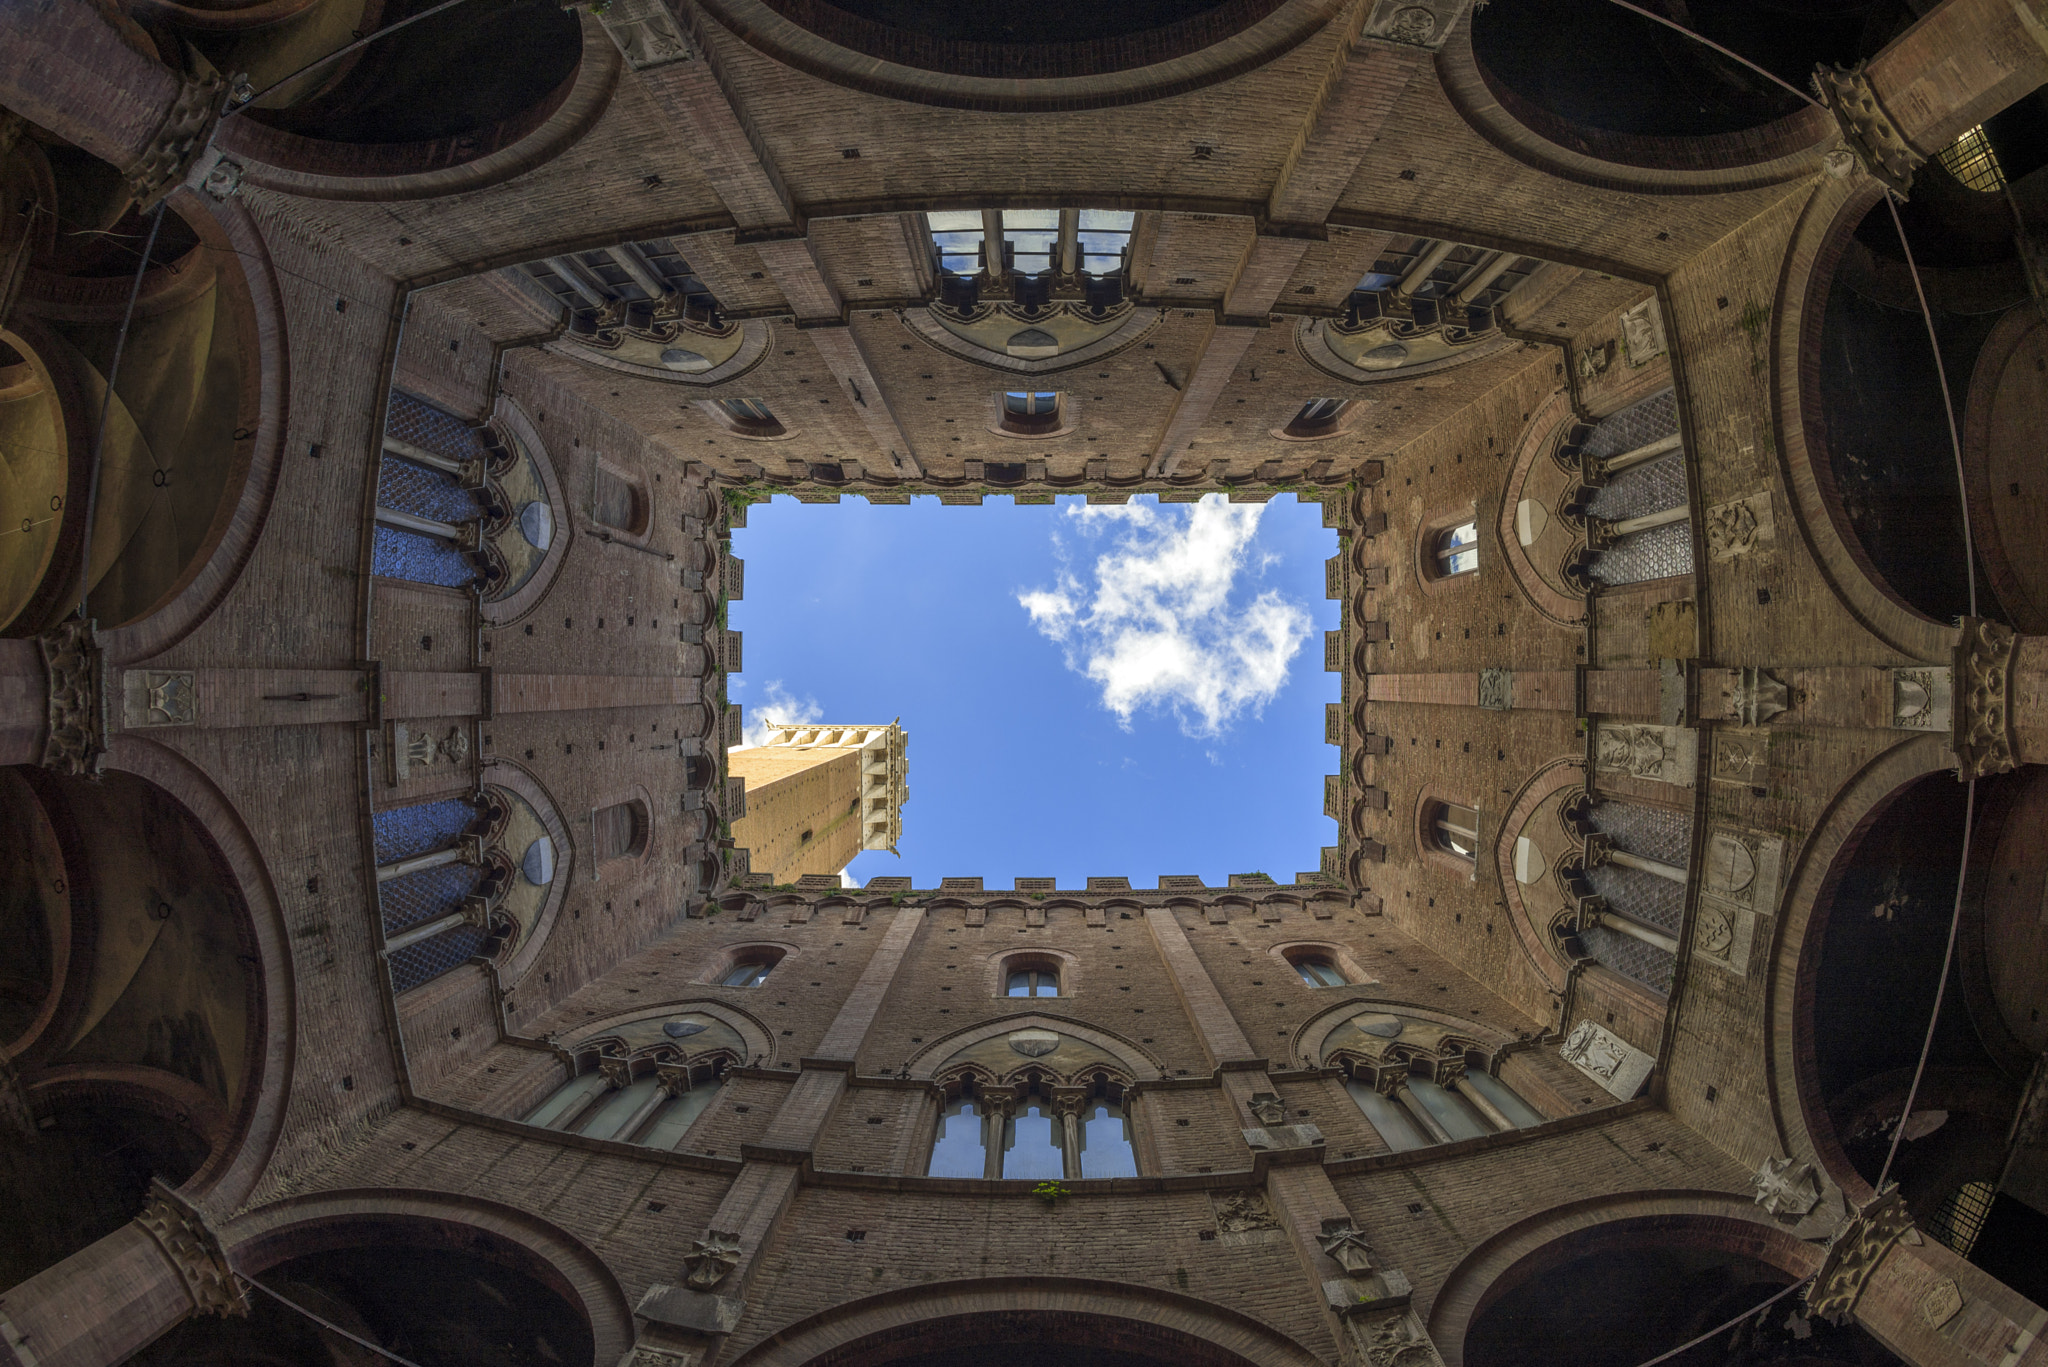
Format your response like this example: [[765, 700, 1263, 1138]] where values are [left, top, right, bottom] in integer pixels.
[[1935, 126, 2005, 193], [1927, 1180, 1996, 1257]]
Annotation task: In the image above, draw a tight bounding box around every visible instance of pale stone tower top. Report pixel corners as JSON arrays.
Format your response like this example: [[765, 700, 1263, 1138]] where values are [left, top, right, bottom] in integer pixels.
[[727, 722, 908, 880]]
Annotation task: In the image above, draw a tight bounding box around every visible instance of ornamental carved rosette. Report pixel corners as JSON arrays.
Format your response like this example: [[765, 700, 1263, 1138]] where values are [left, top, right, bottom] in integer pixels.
[[1953, 618, 2019, 780]]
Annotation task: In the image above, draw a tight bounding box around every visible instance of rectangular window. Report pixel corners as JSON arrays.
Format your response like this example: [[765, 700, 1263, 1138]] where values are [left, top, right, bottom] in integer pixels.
[[1000, 209, 1059, 277], [1076, 209, 1135, 275], [927, 210, 985, 276]]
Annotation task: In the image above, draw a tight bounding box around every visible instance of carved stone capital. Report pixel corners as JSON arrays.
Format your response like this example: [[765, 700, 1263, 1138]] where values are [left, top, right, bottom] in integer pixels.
[[135, 1180, 246, 1317], [1806, 1186, 1916, 1325], [681, 1230, 742, 1291], [1342, 1307, 1445, 1367], [41, 619, 106, 777], [599, 1057, 633, 1090], [123, 73, 225, 210], [1815, 63, 1925, 195], [1954, 618, 2019, 779]]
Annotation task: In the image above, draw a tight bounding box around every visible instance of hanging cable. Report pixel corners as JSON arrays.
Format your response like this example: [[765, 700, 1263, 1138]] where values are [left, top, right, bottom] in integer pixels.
[[224, 0, 480, 116], [1592, 0, 1823, 110], [1633, 1277, 1815, 1367], [75, 199, 166, 622], [239, 1276, 432, 1367]]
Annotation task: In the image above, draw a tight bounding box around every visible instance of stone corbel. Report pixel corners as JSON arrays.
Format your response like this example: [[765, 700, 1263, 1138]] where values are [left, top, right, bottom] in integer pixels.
[[134, 1179, 246, 1318], [681, 1230, 742, 1291], [41, 619, 106, 777], [1954, 618, 2018, 779], [123, 72, 226, 211], [1806, 1185, 1917, 1324], [1719, 666, 1789, 727], [1752, 1155, 1822, 1218], [1814, 64, 1925, 196]]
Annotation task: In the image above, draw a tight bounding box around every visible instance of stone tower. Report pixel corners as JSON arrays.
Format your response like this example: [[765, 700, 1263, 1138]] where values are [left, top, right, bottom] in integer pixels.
[[728, 722, 908, 881]]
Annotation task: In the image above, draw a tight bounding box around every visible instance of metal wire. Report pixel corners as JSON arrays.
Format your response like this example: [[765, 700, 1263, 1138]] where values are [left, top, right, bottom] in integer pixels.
[[225, 0, 480, 116], [240, 1276, 432, 1367], [75, 199, 166, 621], [1592, 0, 1825, 110], [1634, 1277, 1817, 1367]]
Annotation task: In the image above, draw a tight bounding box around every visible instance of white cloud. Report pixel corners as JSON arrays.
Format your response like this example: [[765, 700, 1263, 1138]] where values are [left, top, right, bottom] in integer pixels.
[[732, 679, 822, 750], [1017, 495, 1313, 737]]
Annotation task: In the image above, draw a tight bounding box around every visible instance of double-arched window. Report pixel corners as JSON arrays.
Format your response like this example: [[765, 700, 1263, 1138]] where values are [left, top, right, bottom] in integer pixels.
[[1291, 955, 1347, 988], [1429, 801, 1480, 860], [1005, 966, 1060, 997], [1432, 520, 1479, 578]]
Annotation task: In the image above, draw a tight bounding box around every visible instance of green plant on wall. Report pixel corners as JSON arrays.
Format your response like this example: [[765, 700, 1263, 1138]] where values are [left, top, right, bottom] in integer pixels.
[[1032, 1181, 1068, 1207]]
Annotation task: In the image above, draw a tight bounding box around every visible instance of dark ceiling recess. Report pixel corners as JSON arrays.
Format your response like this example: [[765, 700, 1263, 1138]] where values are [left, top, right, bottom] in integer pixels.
[[754, 0, 1283, 78], [1470, 0, 1909, 140]]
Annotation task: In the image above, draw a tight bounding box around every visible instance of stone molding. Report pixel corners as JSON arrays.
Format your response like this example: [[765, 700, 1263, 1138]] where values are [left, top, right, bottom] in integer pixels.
[[123, 72, 224, 209], [1815, 63, 1925, 195]]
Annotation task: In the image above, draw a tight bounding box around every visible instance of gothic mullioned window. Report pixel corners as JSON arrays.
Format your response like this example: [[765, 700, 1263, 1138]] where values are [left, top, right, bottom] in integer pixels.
[[523, 1063, 724, 1150], [927, 1077, 1138, 1180], [926, 209, 1135, 280]]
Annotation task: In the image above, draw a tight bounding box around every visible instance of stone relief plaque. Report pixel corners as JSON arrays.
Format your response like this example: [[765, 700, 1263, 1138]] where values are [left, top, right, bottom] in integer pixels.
[[1559, 1019, 1655, 1099], [1594, 723, 1697, 788], [1703, 491, 1775, 561], [597, 0, 693, 69], [1891, 666, 1952, 733], [1693, 827, 1781, 978], [121, 669, 196, 728], [1710, 727, 1769, 788], [1620, 298, 1668, 368]]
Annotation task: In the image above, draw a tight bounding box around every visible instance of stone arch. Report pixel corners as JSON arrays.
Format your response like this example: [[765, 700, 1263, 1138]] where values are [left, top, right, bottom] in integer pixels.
[[905, 1012, 1163, 1081], [1295, 996, 1516, 1073], [212, 10, 618, 201], [217, 1189, 633, 1367], [483, 760, 573, 988], [688, 0, 1345, 114], [1767, 731, 1953, 1206], [722, 1276, 1329, 1367], [1496, 388, 1589, 627], [91, 734, 292, 1210], [1427, 1194, 1826, 1367], [1773, 174, 1955, 661], [1438, 6, 1835, 194]]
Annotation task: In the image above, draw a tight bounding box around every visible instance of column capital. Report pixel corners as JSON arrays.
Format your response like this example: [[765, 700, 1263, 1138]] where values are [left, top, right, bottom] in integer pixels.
[[133, 1180, 245, 1319], [1955, 617, 2019, 779], [1807, 1186, 1915, 1325], [39, 619, 105, 778]]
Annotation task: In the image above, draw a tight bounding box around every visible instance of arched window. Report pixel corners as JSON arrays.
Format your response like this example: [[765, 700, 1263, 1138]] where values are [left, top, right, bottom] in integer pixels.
[[1344, 1065, 1542, 1150], [1278, 397, 1359, 441], [1432, 520, 1479, 578], [592, 799, 650, 862], [1295, 398, 1345, 427], [712, 398, 787, 438], [1430, 802, 1480, 859], [1001, 1099, 1066, 1179], [1005, 966, 1060, 997], [721, 958, 774, 987], [1077, 1099, 1138, 1178], [592, 464, 649, 536], [927, 1096, 986, 1177], [998, 390, 1062, 436], [1291, 955, 1346, 988], [523, 1065, 724, 1150]]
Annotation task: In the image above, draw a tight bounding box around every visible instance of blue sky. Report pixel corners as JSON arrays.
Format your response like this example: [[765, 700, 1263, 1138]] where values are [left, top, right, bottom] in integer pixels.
[[727, 493, 1339, 889]]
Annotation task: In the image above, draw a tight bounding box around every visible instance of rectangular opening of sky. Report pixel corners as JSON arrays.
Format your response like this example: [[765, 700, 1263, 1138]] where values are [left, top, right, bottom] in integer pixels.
[[727, 493, 1338, 888]]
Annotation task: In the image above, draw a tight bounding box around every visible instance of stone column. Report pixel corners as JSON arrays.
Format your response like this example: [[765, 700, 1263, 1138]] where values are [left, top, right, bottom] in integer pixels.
[[1807, 1188, 2048, 1366], [0, 639, 44, 767], [1057, 1094, 1084, 1182], [1392, 1078, 1455, 1145], [0, 0, 219, 202], [1857, 0, 2048, 175], [981, 1095, 1010, 1181], [0, 1183, 242, 1367]]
